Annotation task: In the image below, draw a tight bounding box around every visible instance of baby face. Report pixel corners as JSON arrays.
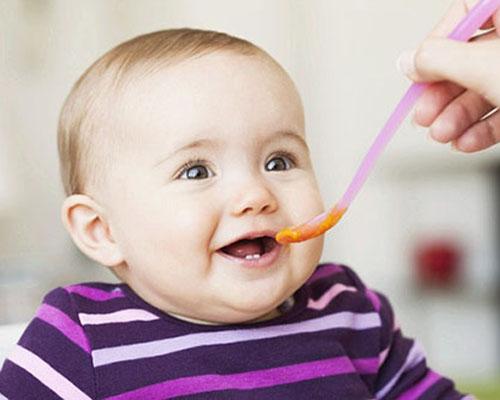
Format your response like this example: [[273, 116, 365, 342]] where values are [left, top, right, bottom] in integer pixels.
[[100, 52, 325, 324]]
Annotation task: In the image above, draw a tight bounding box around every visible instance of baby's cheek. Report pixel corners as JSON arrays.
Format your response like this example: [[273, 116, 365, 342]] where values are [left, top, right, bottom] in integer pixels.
[[174, 205, 210, 232], [293, 182, 324, 218], [167, 202, 219, 254]]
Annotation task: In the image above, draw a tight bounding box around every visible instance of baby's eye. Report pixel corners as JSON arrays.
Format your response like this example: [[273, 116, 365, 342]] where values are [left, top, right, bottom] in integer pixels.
[[265, 153, 295, 172], [178, 161, 214, 180]]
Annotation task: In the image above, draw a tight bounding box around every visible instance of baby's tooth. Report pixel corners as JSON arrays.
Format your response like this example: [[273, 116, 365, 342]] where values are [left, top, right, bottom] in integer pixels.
[[244, 254, 261, 260]]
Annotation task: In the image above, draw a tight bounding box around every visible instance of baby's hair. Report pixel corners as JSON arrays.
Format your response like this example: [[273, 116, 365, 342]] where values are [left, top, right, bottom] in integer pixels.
[[58, 28, 271, 196]]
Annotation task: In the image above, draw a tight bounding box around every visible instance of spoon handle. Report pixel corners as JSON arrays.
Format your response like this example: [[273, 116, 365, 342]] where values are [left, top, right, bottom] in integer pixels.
[[340, 0, 500, 209], [276, 0, 500, 244]]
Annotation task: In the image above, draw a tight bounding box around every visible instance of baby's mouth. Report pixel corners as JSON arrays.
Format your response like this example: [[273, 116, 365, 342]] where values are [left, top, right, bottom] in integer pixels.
[[219, 236, 278, 260]]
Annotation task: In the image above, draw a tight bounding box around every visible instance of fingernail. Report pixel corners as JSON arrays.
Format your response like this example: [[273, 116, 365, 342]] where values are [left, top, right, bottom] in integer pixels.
[[410, 111, 421, 129], [397, 49, 416, 77]]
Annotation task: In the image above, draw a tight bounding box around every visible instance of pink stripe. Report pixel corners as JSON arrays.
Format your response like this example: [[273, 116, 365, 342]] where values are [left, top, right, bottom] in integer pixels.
[[306, 264, 343, 285], [104, 357, 355, 400], [307, 283, 357, 310], [36, 304, 90, 353], [379, 346, 390, 367], [8, 345, 92, 399], [396, 370, 441, 399], [365, 288, 381, 312], [352, 357, 379, 375], [65, 285, 124, 301]]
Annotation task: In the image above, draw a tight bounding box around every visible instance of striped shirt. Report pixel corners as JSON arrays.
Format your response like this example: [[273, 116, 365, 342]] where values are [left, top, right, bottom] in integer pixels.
[[0, 263, 470, 399]]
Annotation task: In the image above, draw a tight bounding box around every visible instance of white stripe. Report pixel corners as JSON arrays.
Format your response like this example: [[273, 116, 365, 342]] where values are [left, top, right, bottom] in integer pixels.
[[79, 309, 159, 325], [0, 392, 9, 400], [375, 341, 426, 399], [93, 311, 381, 367], [8, 345, 92, 400]]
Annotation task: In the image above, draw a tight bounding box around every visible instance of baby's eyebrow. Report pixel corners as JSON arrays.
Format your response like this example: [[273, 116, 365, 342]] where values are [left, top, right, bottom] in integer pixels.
[[267, 130, 310, 152], [154, 138, 220, 168]]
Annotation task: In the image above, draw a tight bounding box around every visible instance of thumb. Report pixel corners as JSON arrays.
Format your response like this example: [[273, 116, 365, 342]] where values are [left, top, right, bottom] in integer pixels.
[[398, 38, 500, 105]]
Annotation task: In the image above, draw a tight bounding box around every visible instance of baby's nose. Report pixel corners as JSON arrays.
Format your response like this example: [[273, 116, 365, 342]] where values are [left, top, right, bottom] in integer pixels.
[[230, 180, 278, 217]]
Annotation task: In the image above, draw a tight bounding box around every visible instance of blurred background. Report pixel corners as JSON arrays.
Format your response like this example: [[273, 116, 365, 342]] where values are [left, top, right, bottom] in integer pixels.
[[1, 0, 499, 397]]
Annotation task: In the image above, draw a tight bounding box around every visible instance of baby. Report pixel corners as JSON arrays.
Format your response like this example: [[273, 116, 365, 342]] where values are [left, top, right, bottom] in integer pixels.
[[0, 29, 469, 399]]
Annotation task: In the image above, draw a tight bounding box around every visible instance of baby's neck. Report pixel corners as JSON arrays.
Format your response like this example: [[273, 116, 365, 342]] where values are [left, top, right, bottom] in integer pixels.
[[168, 307, 282, 326]]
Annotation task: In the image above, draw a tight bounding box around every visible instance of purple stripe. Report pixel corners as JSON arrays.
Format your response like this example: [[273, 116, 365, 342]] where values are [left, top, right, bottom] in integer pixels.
[[352, 357, 379, 374], [36, 304, 90, 353], [396, 370, 441, 399], [365, 288, 381, 312], [306, 264, 343, 285], [65, 285, 124, 301], [104, 357, 355, 400]]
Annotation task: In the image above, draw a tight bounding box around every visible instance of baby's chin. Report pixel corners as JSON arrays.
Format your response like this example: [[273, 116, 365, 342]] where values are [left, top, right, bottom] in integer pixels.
[[216, 287, 298, 324], [173, 289, 289, 325]]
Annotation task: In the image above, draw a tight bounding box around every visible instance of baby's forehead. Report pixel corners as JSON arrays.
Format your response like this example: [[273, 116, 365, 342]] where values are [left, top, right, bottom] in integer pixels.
[[114, 51, 304, 135], [125, 51, 292, 95]]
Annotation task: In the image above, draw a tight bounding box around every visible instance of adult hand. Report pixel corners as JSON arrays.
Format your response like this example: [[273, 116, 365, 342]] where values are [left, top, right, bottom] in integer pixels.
[[398, 0, 500, 152]]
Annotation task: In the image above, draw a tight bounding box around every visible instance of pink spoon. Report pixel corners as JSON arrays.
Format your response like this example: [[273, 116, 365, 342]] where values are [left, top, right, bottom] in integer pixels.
[[276, 0, 500, 244]]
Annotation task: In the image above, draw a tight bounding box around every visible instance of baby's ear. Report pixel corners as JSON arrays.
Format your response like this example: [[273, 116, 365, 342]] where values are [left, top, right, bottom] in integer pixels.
[[61, 194, 124, 267]]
